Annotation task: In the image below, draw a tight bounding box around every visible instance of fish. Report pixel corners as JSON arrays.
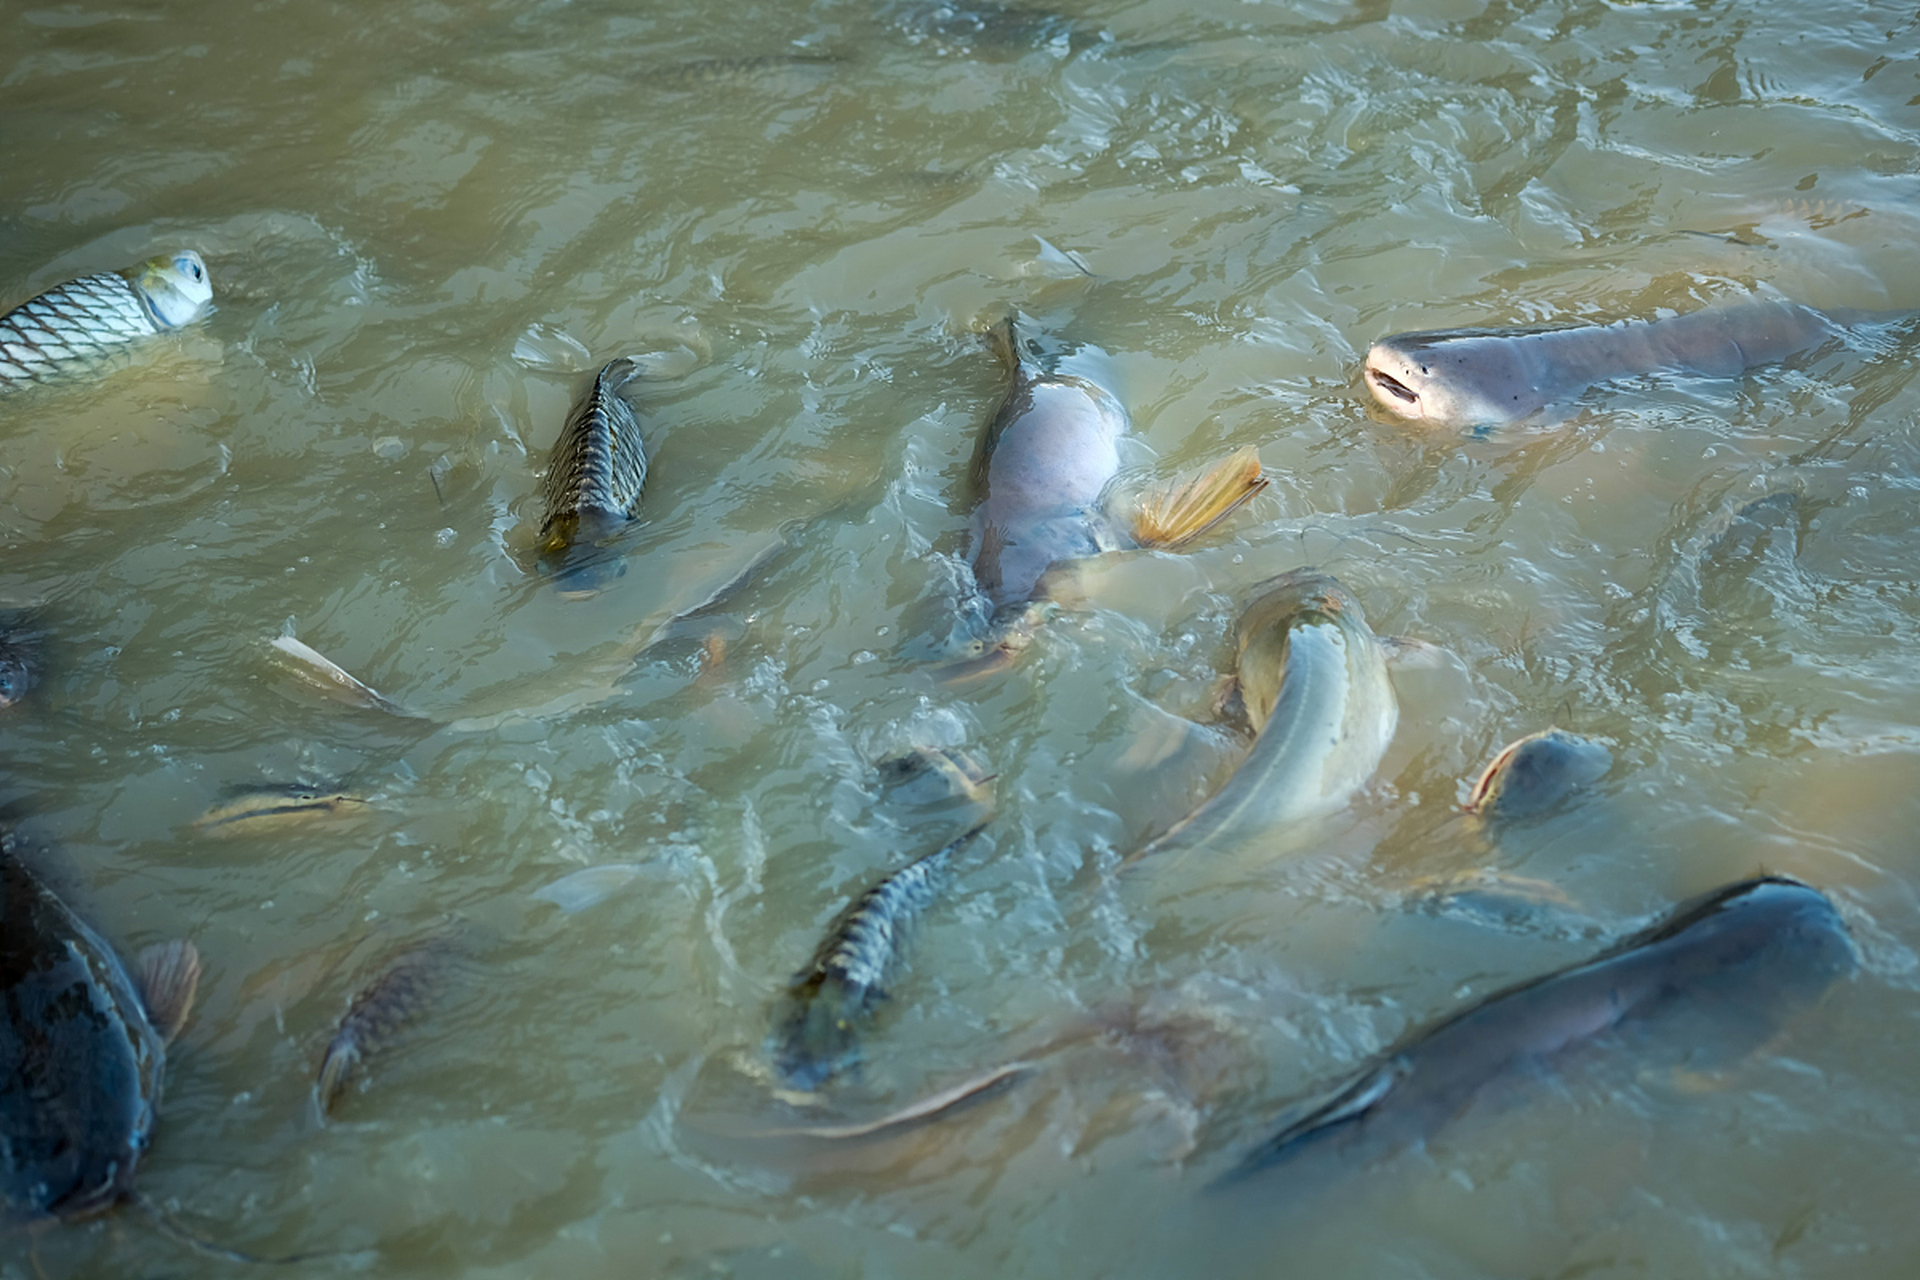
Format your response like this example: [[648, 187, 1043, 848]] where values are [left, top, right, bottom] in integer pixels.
[[192, 783, 374, 837], [0, 831, 200, 1222], [313, 937, 456, 1120], [874, 744, 996, 820], [538, 356, 649, 597], [1216, 874, 1855, 1186], [770, 825, 988, 1094], [955, 313, 1266, 671], [0, 630, 35, 710], [1361, 295, 1890, 430], [266, 634, 410, 716], [0, 250, 213, 387], [1126, 570, 1398, 867], [1461, 728, 1612, 820]]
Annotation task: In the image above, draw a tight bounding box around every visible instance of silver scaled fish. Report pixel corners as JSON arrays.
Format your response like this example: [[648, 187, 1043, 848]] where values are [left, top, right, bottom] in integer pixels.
[[539, 356, 649, 596], [0, 250, 213, 387]]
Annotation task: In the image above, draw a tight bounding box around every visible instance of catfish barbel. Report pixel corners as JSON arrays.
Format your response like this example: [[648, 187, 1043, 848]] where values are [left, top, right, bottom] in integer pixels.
[[1363, 295, 1906, 430], [1217, 875, 1855, 1185], [1126, 571, 1398, 867], [0, 250, 212, 387], [539, 356, 649, 595]]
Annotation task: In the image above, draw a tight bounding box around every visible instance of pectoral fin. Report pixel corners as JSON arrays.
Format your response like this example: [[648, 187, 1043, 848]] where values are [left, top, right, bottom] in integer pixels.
[[1128, 447, 1268, 549], [135, 940, 203, 1046]]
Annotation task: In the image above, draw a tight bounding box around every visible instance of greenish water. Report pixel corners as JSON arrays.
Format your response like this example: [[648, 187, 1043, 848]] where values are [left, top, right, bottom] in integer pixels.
[[2, 0, 1918, 1275]]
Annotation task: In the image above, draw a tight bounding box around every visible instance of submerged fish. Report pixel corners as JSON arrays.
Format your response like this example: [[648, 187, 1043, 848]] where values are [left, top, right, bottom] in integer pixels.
[[1127, 571, 1398, 866], [267, 634, 410, 716], [192, 783, 373, 837], [956, 314, 1265, 670], [770, 825, 987, 1093], [1362, 295, 1901, 430], [539, 356, 649, 596], [0, 833, 200, 1221], [1218, 875, 1855, 1186], [314, 937, 456, 1120], [0, 631, 35, 710], [1462, 728, 1612, 820], [0, 250, 213, 387]]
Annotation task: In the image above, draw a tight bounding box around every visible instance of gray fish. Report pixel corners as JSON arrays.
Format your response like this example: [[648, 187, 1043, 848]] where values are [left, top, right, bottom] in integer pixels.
[[1461, 728, 1612, 821], [1127, 571, 1398, 867], [0, 250, 212, 387], [770, 825, 987, 1094], [1217, 875, 1854, 1186], [313, 938, 455, 1120], [955, 314, 1264, 672], [539, 357, 649, 596], [0, 832, 200, 1222], [1362, 295, 1898, 430]]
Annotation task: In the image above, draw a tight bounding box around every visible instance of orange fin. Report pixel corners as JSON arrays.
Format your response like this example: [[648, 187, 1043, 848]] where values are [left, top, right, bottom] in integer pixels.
[[136, 940, 202, 1046], [1128, 447, 1268, 549]]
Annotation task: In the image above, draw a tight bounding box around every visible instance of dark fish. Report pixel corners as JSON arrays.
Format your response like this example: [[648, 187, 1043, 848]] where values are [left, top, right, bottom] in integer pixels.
[[1362, 296, 1904, 429], [539, 356, 649, 596], [0, 251, 212, 387], [1217, 875, 1854, 1186], [0, 631, 35, 710], [1461, 728, 1612, 820], [956, 314, 1264, 671], [0, 833, 199, 1222], [770, 825, 987, 1093], [313, 938, 456, 1120]]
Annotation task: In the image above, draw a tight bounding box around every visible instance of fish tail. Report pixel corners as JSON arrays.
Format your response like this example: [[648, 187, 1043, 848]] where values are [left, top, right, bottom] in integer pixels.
[[314, 1035, 362, 1116], [1128, 447, 1268, 549], [980, 310, 1021, 377]]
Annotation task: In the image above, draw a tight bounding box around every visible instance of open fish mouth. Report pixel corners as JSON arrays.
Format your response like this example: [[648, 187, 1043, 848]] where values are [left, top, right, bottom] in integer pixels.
[[1367, 367, 1421, 407]]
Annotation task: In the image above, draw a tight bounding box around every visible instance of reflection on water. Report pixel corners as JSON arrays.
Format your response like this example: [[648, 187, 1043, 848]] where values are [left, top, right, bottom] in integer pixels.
[[2, 0, 1918, 1274]]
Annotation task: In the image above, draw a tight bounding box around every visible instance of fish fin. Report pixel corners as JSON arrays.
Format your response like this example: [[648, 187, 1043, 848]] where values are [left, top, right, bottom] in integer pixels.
[[1377, 634, 1447, 668], [314, 1034, 362, 1118], [1127, 447, 1268, 549], [267, 635, 411, 716], [1213, 1056, 1409, 1187], [135, 940, 202, 1045], [760, 1061, 1035, 1142]]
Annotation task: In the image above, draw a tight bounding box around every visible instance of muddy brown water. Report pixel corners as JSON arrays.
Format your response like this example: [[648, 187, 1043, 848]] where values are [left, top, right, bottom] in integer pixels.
[[2, 0, 1918, 1275]]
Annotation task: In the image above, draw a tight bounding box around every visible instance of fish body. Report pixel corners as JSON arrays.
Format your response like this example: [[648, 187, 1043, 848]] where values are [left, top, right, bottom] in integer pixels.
[[1364, 296, 1847, 429], [771, 826, 985, 1093], [193, 784, 372, 836], [954, 315, 1264, 673], [1462, 728, 1612, 820], [0, 836, 198, 1221], [314, 941, 453, 1119], [0, 251, 212, 387], [1134, 571, 1398, 863], [968, 316, 1129, 616], [539, 356, 648, 595], [1219, 875, 1854, 1185]]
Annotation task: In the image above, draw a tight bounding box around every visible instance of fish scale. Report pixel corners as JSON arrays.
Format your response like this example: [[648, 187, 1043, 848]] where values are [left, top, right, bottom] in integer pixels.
[[539, 356, 648, 549], [0, 273, 162, 383]]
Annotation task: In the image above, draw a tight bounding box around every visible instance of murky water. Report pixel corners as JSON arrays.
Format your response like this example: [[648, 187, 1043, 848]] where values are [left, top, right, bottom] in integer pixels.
[[3, 0, 1918, 1274]]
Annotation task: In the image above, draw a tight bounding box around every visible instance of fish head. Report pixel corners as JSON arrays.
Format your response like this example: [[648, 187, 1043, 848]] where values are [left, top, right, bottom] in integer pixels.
[[1232, 570, 1368, 726], [769, 984, 864, 1095], [1463, 729, 1612, 819], [126, 250, 214, 329], [1363, 330, 1545, 429], [0, 646, 31, 709]]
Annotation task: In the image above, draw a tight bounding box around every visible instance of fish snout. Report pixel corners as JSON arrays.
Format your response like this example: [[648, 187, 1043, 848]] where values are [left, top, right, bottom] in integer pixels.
[[1364, 360, 1426, 420]]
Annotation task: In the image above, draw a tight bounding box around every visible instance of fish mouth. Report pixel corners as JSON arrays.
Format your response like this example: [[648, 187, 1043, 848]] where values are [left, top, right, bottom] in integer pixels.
[[1366, 367, 1421, 410]]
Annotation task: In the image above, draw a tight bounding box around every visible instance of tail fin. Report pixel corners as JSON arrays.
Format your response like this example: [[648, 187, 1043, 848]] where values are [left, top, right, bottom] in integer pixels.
[[1128, 447, 1268, 549], [1209, 1056, 1408, 1189]]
